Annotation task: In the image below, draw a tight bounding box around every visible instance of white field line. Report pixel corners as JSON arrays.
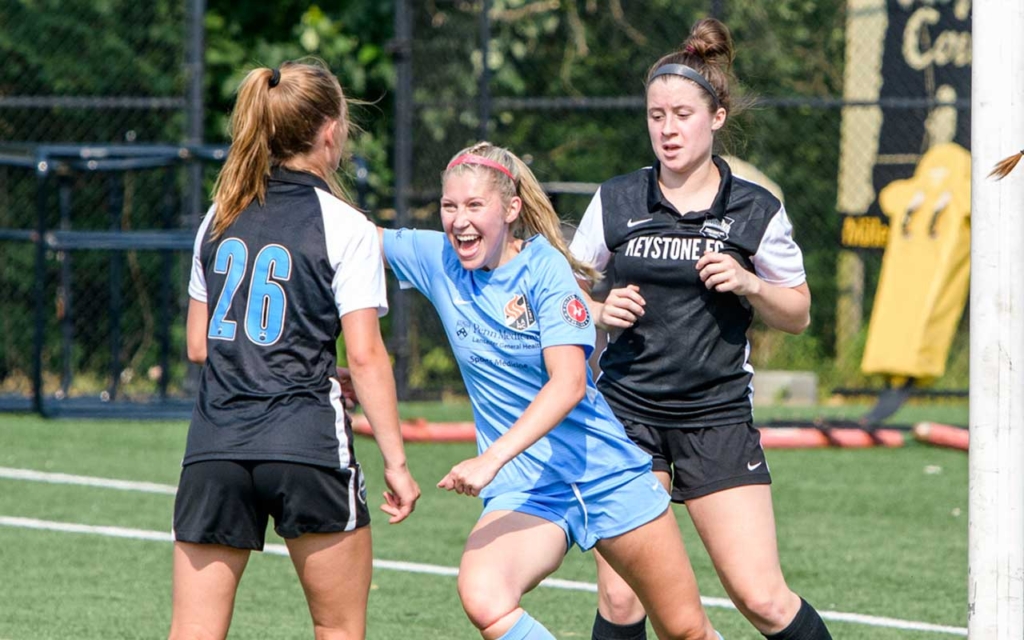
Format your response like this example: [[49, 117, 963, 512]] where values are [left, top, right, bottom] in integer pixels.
[[0, 468, 967, 637], [0, 466, 176, 494]]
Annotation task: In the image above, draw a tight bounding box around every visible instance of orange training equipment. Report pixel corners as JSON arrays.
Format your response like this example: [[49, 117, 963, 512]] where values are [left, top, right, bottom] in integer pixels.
[[912, 421, 969, 451], [351, 416, 906, 449]]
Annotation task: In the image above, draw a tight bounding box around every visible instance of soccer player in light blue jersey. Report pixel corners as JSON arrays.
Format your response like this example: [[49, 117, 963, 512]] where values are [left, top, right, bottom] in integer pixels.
[[379, 142, 722, 640]]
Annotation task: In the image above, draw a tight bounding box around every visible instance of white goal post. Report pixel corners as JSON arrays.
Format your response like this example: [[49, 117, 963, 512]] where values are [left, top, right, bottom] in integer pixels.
[[969, 0, 1024, 637]]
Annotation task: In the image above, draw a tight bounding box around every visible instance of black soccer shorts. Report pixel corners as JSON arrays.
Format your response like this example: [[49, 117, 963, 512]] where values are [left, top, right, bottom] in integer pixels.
[[173, 459, 370, 550], [621, 420, 771, 503]]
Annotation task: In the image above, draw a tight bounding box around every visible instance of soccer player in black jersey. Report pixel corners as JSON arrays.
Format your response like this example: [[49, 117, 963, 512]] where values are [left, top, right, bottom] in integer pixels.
[[170, 60, 420, 640], [569, 19, 832, 640]]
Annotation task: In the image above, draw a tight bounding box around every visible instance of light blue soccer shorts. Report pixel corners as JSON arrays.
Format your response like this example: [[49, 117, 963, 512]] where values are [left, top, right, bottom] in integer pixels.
[[481, 469, 671, 551]]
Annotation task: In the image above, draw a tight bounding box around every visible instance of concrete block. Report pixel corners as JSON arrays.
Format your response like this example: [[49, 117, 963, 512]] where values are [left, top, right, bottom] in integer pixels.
[[753, 370, 818, 406]]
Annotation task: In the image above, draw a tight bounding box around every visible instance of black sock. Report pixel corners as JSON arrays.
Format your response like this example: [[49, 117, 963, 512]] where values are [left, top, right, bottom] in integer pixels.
[[592, 610, 647, 640], [764, 597, 832, 640]]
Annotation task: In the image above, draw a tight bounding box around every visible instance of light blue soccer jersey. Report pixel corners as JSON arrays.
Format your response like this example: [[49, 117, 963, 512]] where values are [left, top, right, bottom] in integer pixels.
[[383, 229, 652, 498]]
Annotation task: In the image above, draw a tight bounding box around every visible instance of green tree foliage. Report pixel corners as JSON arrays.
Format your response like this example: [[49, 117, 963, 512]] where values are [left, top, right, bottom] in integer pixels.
[[403, 1, 846, 387], [0, 0, 189, 392], [204, 1, 396, 207], [201, 0, 848, 392], [0, 0, 186, 141], [2, 1, 859, 397]]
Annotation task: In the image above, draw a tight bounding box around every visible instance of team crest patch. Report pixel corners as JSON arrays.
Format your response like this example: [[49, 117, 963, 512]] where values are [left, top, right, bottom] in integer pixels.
[[700, 214, 734, 241], [560, 293, 591, 329], [504, 294, 536, 330]]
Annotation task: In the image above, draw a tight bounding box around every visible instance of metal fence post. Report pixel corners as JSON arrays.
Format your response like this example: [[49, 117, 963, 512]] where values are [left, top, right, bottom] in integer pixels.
[[186, 0, 205, 229], [31, 156, 49, 416], [478, 0, 492, 139], [105, 174, 125, 402]]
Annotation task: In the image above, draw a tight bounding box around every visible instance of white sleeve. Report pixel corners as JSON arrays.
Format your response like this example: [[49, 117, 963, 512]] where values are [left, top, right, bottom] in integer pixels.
[[752, 204, 806, 287], [319, 191, 389, 318], [568, 187, 612, 273], [187, 206, 216, 303]]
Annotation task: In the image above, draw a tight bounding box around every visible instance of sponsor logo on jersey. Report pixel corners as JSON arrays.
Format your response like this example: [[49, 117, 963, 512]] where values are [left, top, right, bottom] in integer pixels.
[[700, 214, 734, 241], [560, 293, 591, 329], [504, 293, 536, 330], [626, 217, 653, 228]]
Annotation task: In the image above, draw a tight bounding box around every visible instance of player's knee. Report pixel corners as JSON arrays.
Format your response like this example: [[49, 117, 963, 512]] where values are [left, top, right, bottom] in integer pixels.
[[732, 588, 795, 629], [305, 598, 365, 639], [457, 573, 518, 629], [657, 615, 713, 640], [598, 583, 646, 624]]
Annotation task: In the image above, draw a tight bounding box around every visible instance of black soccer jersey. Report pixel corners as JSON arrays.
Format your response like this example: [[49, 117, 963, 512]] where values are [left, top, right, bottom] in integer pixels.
[[570, 156, 805, 428], [185, 167, 387, 468]]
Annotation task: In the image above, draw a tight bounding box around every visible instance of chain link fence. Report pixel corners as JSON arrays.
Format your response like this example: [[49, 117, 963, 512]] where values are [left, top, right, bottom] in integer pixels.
[[391, 0, 971, 399], [0, 0, 192, 144], [0, 0, 210, 416], [0, 1, 972, 415]]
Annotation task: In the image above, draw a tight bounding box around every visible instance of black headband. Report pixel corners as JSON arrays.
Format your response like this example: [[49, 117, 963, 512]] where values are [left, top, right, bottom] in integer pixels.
[[269, 68, 281, 88], [648, 64, 720, 108]]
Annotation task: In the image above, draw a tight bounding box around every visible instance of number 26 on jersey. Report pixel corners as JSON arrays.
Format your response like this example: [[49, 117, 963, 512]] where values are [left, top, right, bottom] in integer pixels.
[[207, 238, 292, 346]]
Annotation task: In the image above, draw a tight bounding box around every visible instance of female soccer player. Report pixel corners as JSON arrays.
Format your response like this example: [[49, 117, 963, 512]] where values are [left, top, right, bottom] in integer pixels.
[[569, 18, 833, 640], [171, 59, 420, 640], [380, 142, 722, 640]]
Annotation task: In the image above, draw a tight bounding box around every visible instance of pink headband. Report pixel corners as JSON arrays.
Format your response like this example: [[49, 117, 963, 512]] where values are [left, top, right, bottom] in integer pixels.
[[446, 154, 516, 182]]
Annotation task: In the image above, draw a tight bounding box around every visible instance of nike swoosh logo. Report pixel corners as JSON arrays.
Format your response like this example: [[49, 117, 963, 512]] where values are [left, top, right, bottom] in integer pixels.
[[747, 461, 763, 471], [626, 217, 653, 228], [453, 298, 472, 306]]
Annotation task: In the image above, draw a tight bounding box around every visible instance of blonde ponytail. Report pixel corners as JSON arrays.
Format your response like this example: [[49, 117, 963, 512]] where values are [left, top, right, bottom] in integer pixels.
[[505, 153, 601, 284], [211, 68, 276, 239], [211, 58, 349, 239]]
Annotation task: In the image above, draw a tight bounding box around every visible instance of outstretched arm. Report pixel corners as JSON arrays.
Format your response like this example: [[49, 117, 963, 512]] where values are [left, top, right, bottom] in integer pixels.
[[437, 344, 588, 496]]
